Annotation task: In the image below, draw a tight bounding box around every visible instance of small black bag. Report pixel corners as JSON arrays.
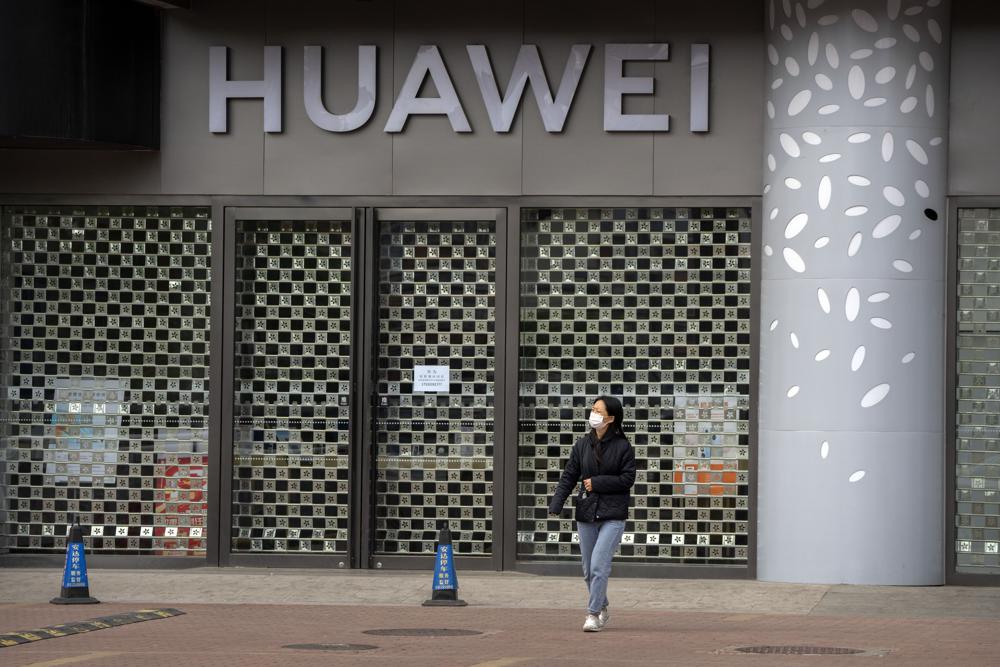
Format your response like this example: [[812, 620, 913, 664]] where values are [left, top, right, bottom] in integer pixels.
[[576, 489, 599, 523]]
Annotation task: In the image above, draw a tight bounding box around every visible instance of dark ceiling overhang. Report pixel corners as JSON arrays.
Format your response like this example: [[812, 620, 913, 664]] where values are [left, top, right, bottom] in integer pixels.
[[132, 0, 191, 8], [0, 0, 161, 150]]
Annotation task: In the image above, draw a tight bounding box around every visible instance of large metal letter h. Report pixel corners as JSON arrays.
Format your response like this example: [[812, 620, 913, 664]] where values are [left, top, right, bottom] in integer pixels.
[[209, 46, 283, 133]]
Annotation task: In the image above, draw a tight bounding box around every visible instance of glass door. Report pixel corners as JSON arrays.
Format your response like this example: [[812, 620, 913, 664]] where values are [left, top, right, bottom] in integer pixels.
[[218, 206, 507, 570], [364, 208, 507, 570], [516, 207, 753, 567], [221, 208, 360, 566]]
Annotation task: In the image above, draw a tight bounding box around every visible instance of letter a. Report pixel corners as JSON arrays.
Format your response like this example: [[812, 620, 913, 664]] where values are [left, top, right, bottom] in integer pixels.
[[385, 46, 470, 133]]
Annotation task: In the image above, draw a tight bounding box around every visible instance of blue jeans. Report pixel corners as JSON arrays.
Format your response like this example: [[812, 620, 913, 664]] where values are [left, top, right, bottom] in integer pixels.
[[577, 519, 626, 615]]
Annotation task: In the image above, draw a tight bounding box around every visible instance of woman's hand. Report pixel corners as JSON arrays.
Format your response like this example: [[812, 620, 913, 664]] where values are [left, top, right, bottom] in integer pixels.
[[583, 478, 593, 492]]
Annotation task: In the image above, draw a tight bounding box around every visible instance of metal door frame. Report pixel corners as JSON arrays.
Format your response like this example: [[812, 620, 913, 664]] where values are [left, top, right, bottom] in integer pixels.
[[946, 196, 1000, 586], [218, 206, 359, 568], [362, 207, 507, 573], [507, 198, 761, 580], [0, 196, 216, 569]]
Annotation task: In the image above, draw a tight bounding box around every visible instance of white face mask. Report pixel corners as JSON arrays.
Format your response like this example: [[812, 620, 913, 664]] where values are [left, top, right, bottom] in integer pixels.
[[588, 411, 607, 429]]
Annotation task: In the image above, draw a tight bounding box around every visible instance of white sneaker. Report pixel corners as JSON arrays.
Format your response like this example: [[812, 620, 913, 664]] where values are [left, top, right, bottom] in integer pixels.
[[583, 614, 602, 632], [598, 606, 609, 628]]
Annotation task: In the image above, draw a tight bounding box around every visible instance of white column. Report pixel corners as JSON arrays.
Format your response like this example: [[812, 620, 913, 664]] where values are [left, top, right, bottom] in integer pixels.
[[758, 0, 950, 584]]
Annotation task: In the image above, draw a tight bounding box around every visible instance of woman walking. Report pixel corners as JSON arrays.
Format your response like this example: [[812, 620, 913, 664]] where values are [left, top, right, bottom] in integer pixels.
[[549, 395, 636, 632]]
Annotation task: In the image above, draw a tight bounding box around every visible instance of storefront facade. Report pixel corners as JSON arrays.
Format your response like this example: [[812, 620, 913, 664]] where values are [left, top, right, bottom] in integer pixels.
[[0, 0, 997, 586]]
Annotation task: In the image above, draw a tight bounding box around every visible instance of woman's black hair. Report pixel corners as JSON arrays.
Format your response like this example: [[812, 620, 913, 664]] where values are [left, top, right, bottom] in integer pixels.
[[589, 396, 626, 467], [595, 395, 626, 438]]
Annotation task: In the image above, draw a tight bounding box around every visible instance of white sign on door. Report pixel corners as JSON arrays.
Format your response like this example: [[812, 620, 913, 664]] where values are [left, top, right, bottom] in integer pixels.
[[413, 365, 450, 393]]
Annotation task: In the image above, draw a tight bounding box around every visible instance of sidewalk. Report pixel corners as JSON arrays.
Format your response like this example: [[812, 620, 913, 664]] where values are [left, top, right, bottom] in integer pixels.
[[1, 568, 999, 666], [4, 567, 1000, 617]]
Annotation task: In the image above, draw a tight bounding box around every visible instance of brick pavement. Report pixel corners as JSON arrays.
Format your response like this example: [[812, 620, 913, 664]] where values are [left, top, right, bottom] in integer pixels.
[[0, 601, 998, 667], [1, 568, 999, 666], [0, 604, 1000, 667]]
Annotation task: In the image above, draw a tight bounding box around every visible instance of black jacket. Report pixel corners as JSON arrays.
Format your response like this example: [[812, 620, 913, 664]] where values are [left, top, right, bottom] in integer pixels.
[[548, 429, 637, 522]]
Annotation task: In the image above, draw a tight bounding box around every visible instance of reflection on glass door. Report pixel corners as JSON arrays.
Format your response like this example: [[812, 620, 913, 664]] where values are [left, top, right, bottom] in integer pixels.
[[517, 207, 753, 565], [1, 205, 212, 556], [230, 214, 354, 554], [955, 207, 1000, 574], [372, 212, 497, 557]]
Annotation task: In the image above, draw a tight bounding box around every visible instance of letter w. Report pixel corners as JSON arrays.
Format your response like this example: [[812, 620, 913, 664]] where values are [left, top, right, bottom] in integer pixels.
[[467, 44, 591, 133]]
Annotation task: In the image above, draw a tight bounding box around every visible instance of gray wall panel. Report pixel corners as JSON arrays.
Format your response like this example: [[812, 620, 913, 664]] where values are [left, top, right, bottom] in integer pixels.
[[264, 0, 393, 195], [948, 0, 1000, 196], [391, 1, 523, 195], [653, 0, 763, 196], [522, 0, 655, 196], [161, 0, 265, 194]]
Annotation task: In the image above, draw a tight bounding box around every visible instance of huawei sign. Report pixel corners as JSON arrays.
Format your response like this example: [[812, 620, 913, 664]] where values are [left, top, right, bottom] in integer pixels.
[[209, 43, 711, 135]]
